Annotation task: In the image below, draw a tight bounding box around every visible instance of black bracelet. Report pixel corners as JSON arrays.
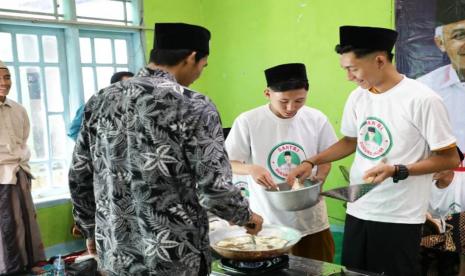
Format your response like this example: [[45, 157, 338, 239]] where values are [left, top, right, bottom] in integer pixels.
[[301, 160, 315, 167]]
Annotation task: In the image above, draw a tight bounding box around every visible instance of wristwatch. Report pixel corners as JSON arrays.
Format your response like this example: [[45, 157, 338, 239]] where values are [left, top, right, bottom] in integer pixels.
[[392, 164, 409, 183]]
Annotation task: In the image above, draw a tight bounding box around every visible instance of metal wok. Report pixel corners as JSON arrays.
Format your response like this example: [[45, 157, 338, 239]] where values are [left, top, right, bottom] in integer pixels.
[[209, 224, 301, 261]]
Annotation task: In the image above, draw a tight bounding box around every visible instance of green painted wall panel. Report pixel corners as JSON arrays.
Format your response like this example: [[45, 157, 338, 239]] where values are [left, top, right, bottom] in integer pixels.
[[36, 202, 77, 247]]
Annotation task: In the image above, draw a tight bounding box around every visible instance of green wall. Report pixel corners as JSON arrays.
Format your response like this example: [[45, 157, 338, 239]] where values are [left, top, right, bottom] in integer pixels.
[[143, 0, 394, 225], [37, 202, 77, 247]]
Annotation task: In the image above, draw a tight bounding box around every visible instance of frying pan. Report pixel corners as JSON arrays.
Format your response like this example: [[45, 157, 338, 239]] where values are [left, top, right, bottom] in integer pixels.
[[209, 224, 301, 261]]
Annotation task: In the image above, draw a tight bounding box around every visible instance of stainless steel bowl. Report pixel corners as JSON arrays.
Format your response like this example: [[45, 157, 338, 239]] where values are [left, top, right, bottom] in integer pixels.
[[263, 180, 322, 211]]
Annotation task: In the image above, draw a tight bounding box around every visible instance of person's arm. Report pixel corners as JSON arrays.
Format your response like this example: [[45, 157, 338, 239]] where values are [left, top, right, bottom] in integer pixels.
[[363, 146, 460, 183], [286, 136, 357, 184], [68, 101, 96, 240], [188, 102, 262, 234], [230, 161, 277, 189], [310, 163, 331, 184], [225, 115, 278, 190]]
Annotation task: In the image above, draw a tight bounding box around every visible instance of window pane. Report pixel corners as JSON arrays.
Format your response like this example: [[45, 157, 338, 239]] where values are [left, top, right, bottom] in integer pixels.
[[20, 67, 48, 160], [30, 163, 50, 191], [79, 37, 92, 63], [8, 69, 18, 102], [51, 160, 68, 188], [114, 39, 128, 64], [82, 67, 96, 101], [76, 0, 126, 21], [125, 1, 132, 22], [94, 38, 113, 64], [17, 34, 39, 62], [45, 67, 64, 112], [96, 67, 114, 90], [0, 0, 55, 13], [0, 32, 13, 62], [116, 67, 129, 72], [49, 115, 67, 158], [42, 36, 58, 63], [0, 11, 56, 19]]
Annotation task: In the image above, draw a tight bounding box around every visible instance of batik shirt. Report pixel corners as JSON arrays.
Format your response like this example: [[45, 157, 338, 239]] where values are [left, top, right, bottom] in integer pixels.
[[69, 67, 252, 275]]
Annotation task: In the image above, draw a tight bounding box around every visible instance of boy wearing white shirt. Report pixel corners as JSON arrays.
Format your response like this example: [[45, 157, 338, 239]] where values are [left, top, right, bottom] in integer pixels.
[[225, 63, 338, 262], [288, 26, 461, 275]]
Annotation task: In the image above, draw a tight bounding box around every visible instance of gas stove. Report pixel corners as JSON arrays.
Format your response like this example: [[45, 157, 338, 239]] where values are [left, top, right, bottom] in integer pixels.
[[211, 254, 380, 276]]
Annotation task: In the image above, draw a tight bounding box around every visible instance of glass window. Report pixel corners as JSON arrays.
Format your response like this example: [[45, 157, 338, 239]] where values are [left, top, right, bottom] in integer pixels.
[[49, 115, 67, 158], [20, 67, 49, 161], [79, 37, 92, 63], [17, 34, 39, 62], [94, 38, 113, 64], [82, 67, 96, 101], [96, 66, 114, 89], [80, 33, 132, 99], [45, 67, 64, 112], [51, 160, 67, 188], [0, 0, 55, 14], [114, 39, 128, 64], [0, 32, 13, 62], [30, 163, 50, 190], [76, 0, 130, 23], [42, 36, 58, 63]]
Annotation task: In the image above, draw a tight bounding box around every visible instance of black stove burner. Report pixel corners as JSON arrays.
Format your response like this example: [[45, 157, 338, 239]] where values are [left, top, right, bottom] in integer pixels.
[[219, 255, 289, 275]]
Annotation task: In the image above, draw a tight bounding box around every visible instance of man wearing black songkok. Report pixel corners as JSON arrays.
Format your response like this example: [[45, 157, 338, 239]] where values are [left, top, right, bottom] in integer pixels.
[[288, 25, 461, 275], [69, 22, 263, 276], [225, 63, 338, 262]]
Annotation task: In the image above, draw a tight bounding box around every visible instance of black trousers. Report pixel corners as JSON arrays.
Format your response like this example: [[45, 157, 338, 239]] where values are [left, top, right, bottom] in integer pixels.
[[342, 214, 422, 276]]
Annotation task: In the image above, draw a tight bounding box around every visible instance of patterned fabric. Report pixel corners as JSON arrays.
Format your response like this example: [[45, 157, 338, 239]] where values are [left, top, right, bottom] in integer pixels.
[[0, 169, 45, 274], [69, 67, 252, 275], [421, 212, 465, 253]]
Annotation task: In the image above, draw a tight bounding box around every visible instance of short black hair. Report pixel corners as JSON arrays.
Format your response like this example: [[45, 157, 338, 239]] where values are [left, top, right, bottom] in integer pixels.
[[110, 71, 134, 84], [335, 45, 394, 62], [149, 49, 208, 66], [269, 79, 309, 92]]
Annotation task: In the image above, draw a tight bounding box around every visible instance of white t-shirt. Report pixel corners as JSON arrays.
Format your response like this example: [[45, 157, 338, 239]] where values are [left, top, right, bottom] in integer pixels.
[[341, 76, 456, 224], [429, 172, 465, 219], [225, 105, 338, 236], [418, 65, 465, 161]]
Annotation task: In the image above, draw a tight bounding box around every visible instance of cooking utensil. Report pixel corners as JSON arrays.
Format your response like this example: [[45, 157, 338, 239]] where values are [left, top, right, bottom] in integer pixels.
[[209, 224, 301, 261], [264, 180, 379, 211], [264, 179, 322, 211], [320, 183, 378, 203]]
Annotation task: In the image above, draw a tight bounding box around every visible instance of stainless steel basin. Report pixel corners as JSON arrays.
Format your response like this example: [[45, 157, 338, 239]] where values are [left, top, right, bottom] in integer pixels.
[[263, 180, 322, 211]]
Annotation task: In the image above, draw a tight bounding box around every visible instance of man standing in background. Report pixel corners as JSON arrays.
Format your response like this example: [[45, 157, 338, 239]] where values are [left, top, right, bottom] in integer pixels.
[[0, 60, 45, 274]]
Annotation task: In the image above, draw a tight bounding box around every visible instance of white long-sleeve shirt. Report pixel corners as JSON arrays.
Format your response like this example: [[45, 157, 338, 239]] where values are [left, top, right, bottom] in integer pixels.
[[0, 97, 31, 184]]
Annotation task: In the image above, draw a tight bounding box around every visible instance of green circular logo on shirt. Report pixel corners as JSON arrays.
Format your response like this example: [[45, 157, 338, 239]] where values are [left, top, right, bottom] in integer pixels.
[[357, 117, 392, 160], [267, 142, 306, 180]]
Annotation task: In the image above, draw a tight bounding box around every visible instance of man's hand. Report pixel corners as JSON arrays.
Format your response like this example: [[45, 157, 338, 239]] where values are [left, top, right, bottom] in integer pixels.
[[250, 165, 278, 190], [309, 174, 327, 184], [362, 158, 394, 184], [244, 212, 263, 235], [286, 162, 313, 185], [86, 238, 97, 255]]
